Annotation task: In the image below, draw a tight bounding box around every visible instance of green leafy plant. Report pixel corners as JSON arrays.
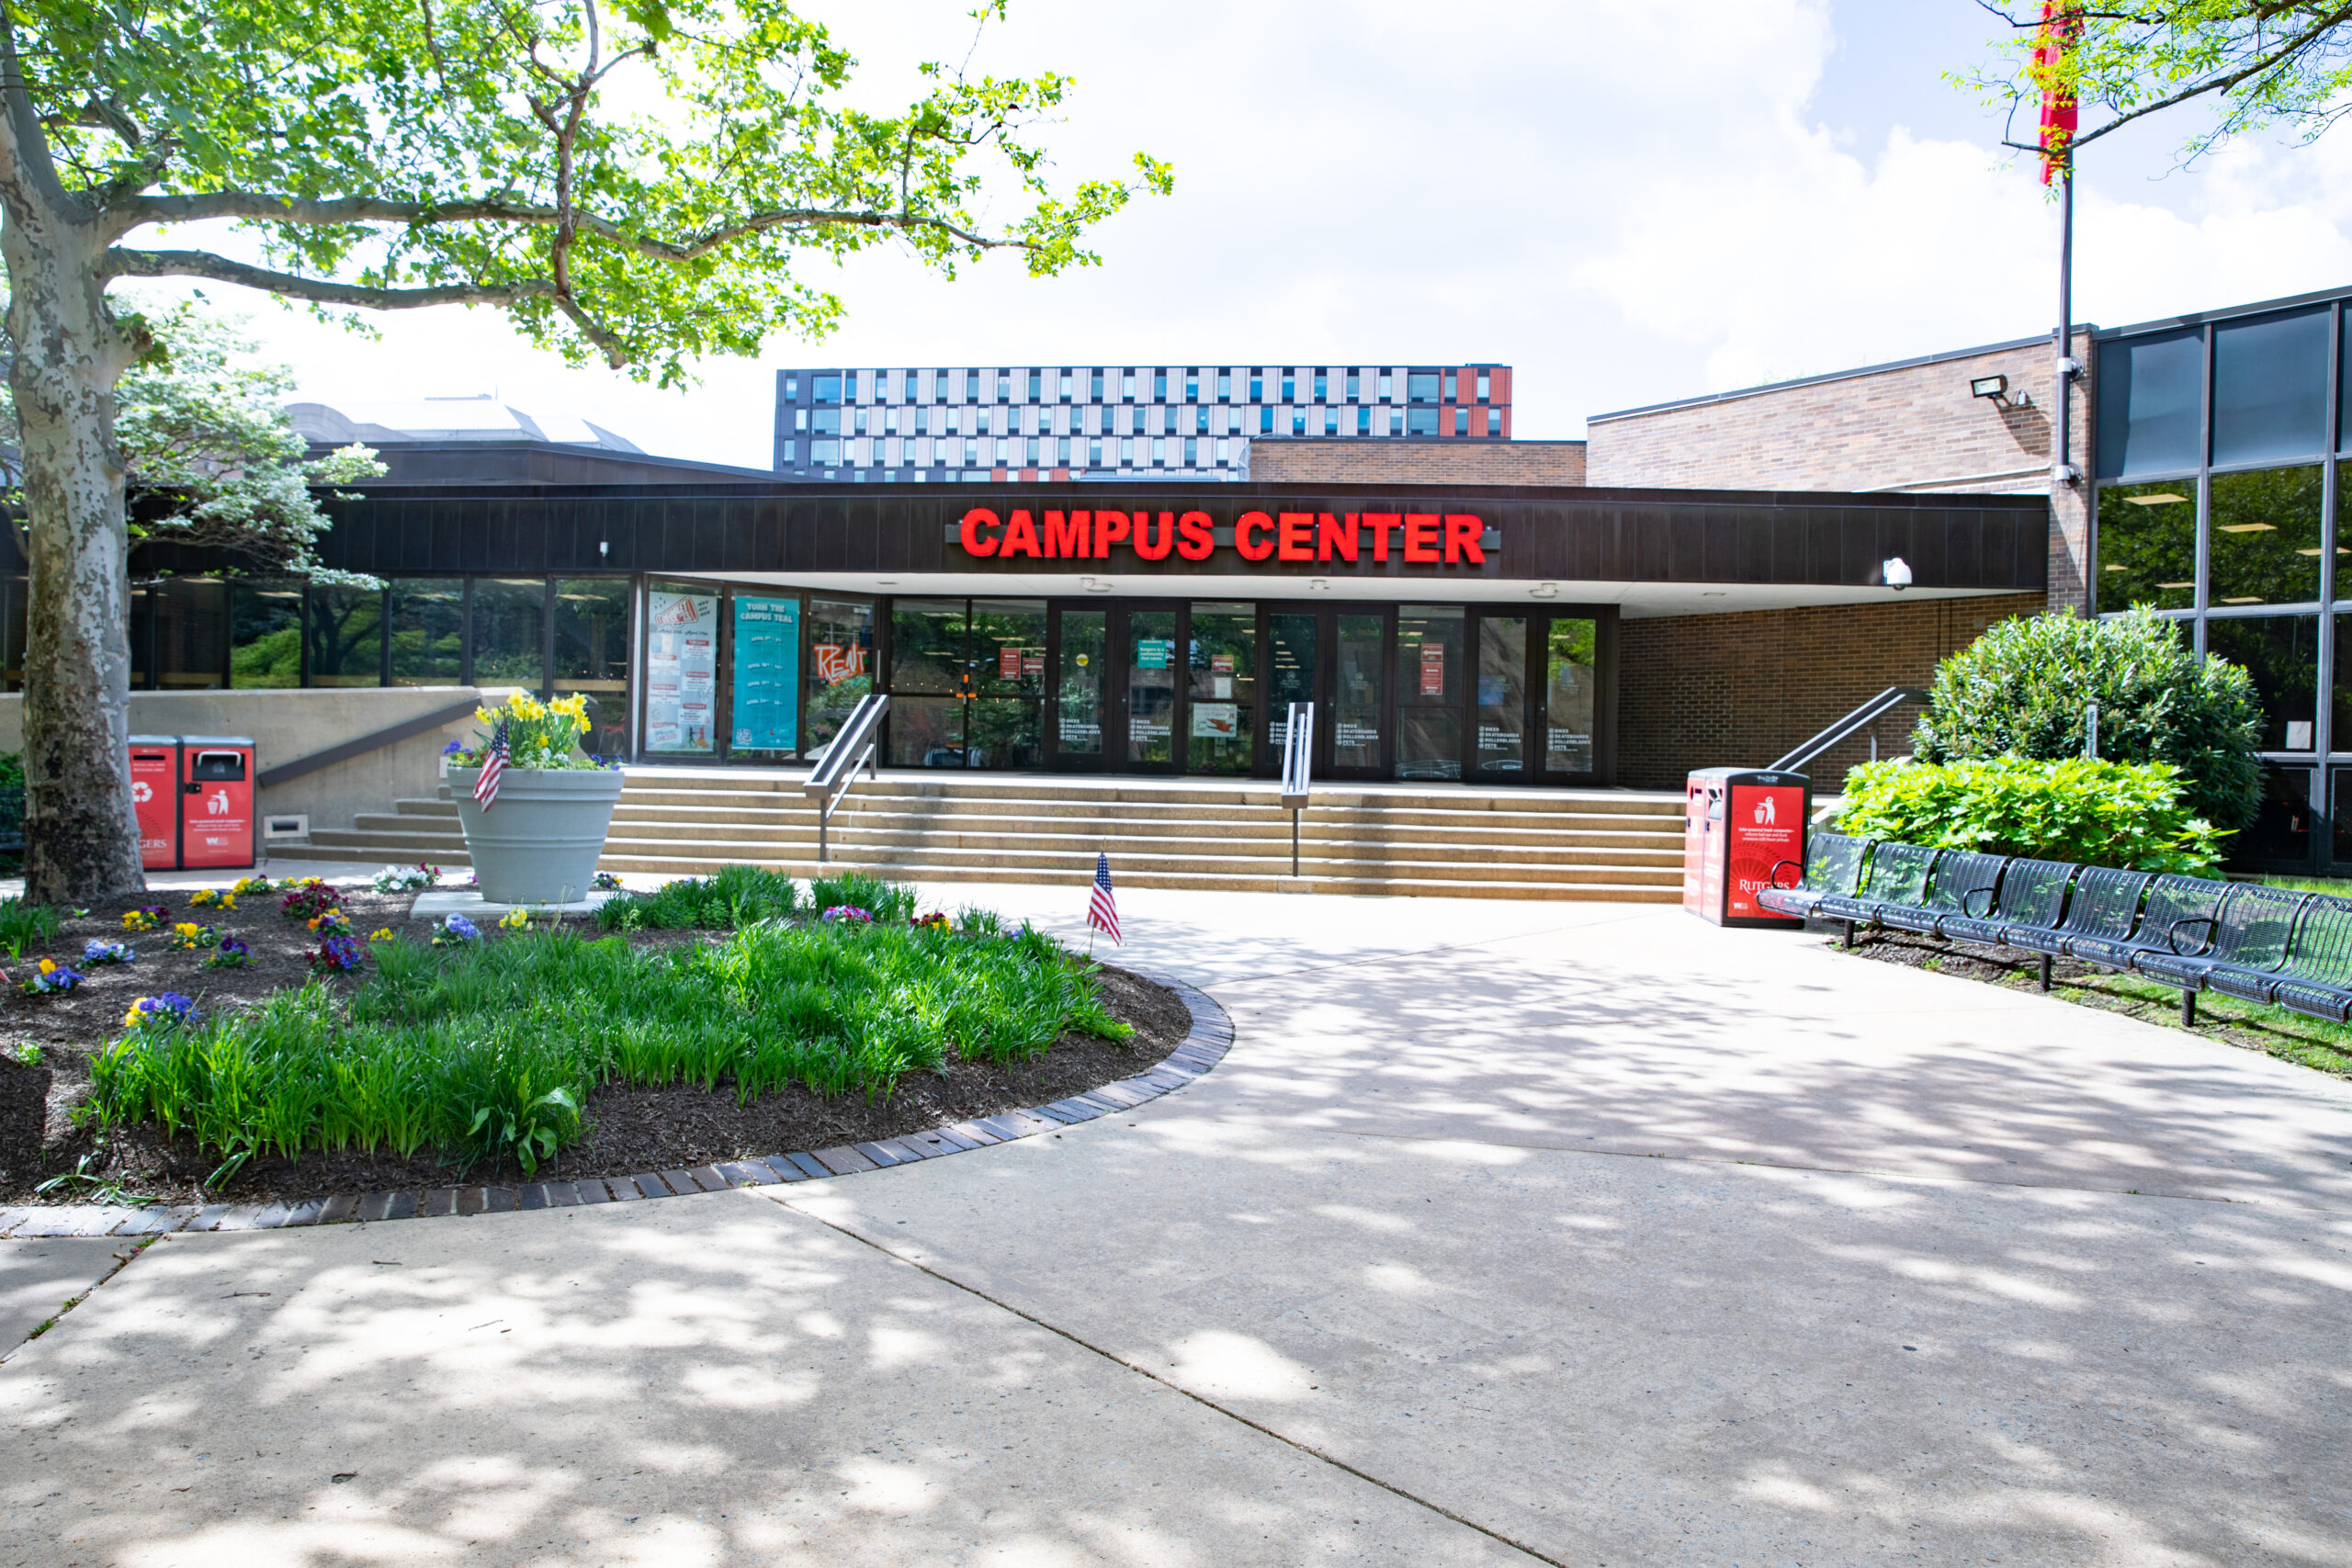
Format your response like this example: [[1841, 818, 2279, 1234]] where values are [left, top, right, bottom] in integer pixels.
[[35, 1145, 155, 1207], [1912, 609, 2263, 830], [1838, 756, 2230, 874], [809, 873, 918, 924], [0, 897, 61, 959], [595, 864, 803, 931]]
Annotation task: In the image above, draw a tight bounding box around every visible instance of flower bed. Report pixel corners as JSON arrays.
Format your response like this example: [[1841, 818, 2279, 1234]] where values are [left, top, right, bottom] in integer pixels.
[[0, 874, 1184, 1206]]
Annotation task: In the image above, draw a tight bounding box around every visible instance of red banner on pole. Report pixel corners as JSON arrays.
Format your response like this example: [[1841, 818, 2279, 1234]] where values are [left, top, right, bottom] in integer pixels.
[[2036, 2, 2081, 185]]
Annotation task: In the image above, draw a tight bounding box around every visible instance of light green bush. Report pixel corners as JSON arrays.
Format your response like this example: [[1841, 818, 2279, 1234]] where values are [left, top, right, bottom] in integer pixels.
[[1912, 609, 2262, 831], [1837, 756, 2228, 874]]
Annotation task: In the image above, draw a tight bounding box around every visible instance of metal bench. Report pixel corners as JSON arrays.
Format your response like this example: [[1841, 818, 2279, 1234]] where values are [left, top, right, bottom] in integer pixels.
[[1935, 856, 2076, 986], [2256, 897, 2352, 1022], [1815, 841, 1939, 947], [1756, 832, 1871, 921], [1879, 850, 2009, 938], [1993, 863, 2153, 979], [2131, 882, 2308, 1025]]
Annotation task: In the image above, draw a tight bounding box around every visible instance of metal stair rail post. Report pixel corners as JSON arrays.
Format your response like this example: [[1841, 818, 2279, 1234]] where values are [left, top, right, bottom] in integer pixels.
[[1280, 701, 1315, 877], [803, 693, 889, 863], [1769, 687, 1928, 774]]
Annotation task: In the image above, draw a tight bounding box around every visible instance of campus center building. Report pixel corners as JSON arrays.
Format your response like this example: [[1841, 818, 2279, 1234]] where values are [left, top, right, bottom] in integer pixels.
[[771, 364, 1516, 481]]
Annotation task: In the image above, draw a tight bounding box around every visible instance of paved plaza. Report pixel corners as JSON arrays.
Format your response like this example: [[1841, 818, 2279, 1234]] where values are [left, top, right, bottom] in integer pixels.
[[6, 886, 2350, 1566]]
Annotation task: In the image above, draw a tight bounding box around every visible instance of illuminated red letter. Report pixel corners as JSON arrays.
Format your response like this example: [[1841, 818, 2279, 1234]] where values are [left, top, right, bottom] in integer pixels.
[[1094, 509, 1131, 558], [1403, 513, 1441, 563], [1044, 510, 1089, 558], [1362, 513, 1401, 561], [959, 507, 1002, 557], [1442, 513, 1486, 565], [1175, 511, 1213, 560], [1317, 513, 1358, 563], [1237, 511, 1275, 561], [1135, 510, 1175, 560], [1001, 509, 1042, 558], [1277, 512, 1315, 562]]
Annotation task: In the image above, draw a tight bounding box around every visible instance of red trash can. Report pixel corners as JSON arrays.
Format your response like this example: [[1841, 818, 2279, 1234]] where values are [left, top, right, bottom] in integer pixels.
[[178, 735, 256, 871], [128, 735, 181, 871], [1684, 767, 1810, 927]]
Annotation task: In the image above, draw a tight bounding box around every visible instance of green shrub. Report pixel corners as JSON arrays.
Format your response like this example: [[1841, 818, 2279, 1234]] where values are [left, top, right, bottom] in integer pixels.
[[1912, 609, 2262, 830], [1838, 756, 2228, 874], [86, 915, 1130, 1178], [809, 871, 918, 923], [595, 863, 802, 931]]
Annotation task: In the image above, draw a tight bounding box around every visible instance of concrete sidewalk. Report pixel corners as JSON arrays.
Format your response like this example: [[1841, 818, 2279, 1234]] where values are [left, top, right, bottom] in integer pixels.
[[6, 886, 2350, 1566]]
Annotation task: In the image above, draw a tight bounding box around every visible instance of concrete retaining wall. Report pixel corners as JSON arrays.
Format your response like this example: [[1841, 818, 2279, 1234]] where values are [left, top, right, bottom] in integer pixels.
[[0, 687, 496, 845]]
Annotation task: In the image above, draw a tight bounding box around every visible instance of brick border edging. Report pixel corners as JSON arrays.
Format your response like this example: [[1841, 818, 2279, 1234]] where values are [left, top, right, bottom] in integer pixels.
[[0, 976, 1232, 1239]]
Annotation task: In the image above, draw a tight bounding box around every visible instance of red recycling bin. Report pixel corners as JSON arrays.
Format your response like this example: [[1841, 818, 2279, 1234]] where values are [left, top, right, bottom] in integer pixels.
[[128, 735, 181, 871], [178, 735, 256, 870], [1683, 768, 1810, 927]]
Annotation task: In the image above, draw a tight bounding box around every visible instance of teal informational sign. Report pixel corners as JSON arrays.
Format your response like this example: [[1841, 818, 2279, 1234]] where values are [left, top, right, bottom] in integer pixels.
[[731, 595, 800, 751]]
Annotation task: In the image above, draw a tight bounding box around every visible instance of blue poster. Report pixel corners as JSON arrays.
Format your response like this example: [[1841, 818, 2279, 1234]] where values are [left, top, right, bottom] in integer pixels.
[[731, 595, 800, 751]]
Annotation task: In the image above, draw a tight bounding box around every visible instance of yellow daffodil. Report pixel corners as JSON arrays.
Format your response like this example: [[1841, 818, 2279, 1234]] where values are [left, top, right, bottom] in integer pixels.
[[368, 928, 395, 942]]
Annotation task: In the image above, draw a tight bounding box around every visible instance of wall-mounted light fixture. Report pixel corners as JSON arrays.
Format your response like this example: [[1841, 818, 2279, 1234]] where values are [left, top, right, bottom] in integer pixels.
[[598, 540, 609, 558], [1529, 581, 1559, 600], [1883, 557, 1913, 592], [1970, 374, 2030, 410]]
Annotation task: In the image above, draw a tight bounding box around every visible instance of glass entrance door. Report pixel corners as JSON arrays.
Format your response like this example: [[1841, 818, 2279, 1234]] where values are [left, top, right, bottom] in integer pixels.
[[1263, 610, 1316, 773], [1329, 611, 1388, 776], [1188, 602, 1256, 774], [1125, 606, 1180, 770], [1396, 605, 1465, 780], [1051, 606, 1107, 770], [1473, 615, 1529, 778], [1536, 615, 1600, 780]]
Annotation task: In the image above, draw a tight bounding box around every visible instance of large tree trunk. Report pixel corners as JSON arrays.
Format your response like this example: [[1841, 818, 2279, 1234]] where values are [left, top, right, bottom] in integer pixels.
[[0, 168, 144, 904]]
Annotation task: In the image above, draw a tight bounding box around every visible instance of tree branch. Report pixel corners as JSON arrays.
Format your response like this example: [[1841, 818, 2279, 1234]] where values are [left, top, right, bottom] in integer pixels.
[[104, 247, 554, 310], [0, 15, 89, 221], [2057, 5, 2352, 153]]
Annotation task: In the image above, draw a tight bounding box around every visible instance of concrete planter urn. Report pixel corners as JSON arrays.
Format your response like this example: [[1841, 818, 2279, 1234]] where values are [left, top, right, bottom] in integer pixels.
[[448, 767, 625, 904]]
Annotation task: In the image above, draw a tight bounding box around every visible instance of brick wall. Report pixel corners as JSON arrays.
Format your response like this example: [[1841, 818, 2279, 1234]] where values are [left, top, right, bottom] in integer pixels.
[[1247, 438, 1585, 485], [1616, 592, 2048, 791], [1587, 336, 2088, 615]]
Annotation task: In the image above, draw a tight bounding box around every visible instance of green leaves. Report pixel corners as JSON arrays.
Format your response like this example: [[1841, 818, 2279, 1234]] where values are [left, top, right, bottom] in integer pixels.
[[1913, 609, 2263, 831], [1839, 756, 2231, 874]]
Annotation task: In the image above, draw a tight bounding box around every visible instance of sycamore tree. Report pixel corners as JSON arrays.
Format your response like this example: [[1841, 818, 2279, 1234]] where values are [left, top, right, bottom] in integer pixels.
[[0, 1, 1168, 903], [1962, 3, 2352, 168]]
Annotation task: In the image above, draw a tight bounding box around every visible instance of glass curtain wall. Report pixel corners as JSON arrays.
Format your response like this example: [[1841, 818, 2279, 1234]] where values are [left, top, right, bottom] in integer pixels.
[[556, 580, 635, 758], [2093, 296, 2350, 868]]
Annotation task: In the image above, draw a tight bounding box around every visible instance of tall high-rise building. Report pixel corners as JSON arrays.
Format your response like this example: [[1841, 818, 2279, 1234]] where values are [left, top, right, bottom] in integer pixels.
[[772, 362, 1513, 479]]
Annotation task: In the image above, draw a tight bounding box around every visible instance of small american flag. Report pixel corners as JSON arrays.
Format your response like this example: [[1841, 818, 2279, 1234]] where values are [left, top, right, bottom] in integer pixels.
[[1086, 852, 1121, 945], [474, 716, 509, 811]]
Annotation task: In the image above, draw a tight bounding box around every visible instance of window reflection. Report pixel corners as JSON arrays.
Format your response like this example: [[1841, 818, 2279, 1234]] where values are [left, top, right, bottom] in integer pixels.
[[2096, 481, 2197, 611], [2209, 465, 2323, 606], [2204, 614, 2319, 750], [2211, 309, 2329, 467]]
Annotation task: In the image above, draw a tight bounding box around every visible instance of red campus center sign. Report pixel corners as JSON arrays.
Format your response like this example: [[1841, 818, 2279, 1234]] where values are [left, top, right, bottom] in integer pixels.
[[957, 507, 1490, 567]]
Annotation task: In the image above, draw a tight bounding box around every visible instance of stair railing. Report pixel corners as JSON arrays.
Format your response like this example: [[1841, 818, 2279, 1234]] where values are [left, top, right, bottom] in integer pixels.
[[803, 693, 888, 863], [1279, 701, 1315, 877], [1768, 687, 1927, 774]]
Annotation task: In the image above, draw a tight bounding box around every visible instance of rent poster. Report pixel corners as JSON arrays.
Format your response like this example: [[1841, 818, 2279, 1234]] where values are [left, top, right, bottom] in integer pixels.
[[731, 595, 800, 750], [646, 590, 718, 751]]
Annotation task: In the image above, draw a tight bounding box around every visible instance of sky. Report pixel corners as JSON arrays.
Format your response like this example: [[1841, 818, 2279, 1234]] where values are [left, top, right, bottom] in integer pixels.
[[119, 0, 2352, 468]]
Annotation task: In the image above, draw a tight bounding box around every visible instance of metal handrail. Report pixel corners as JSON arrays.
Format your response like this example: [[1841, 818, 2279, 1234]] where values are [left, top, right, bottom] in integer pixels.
[[256, 696, 482, 789], [803, 693, 888, 863], [1280, 701, 1314, 876], [1769, 687, 1928, 773]]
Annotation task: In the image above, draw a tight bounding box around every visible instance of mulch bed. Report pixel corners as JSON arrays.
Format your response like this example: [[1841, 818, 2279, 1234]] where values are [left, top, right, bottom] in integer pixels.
[[0, 883, 1193, 1206]]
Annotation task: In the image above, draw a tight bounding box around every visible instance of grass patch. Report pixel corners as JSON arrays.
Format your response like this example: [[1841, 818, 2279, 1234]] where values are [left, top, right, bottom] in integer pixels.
[[85, 916, 1130, 1180], [2256, 874, 2352, 898]]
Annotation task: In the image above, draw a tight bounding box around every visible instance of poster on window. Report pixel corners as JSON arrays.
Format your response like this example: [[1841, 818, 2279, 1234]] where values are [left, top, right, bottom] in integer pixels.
[[1419, 643, 1445, 696], [1192, 703, 1238, 739], [731, 596, 800, 751], [646, 590, 718, 751]]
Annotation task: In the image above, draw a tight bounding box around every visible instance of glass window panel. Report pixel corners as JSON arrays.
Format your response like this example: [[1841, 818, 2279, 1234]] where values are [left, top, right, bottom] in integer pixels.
[[2243, 762, 2315, 863], [306, 586, 383, 686], [1395, 605, 1464, 780], [966, 698, 1041, 769], [1332, 614, 1385, 771], [469, 578, 546, 689], [890, 598, 968, 694], [1057, 609, 1106, 756], [230, 582, 303, 688], [388, 580, 464, 686], [888, 694, 965, 767], [555, 579, 634, 758], [2212, 308, 2328, 468], [1475, 615, 1527, 776], [970, 599, 1046, 698], [804, 596, 875, 757], [153, 579, 226, 689], [2209, 466, 2323, 606], [1125, 608, 1178, 765], [2330, 768, 2352, 864], [1188, 603, 1256, 775], [2095, 480, 2199, 612], [1544, 617, 1598, 774], [2204, 614, 2319, 750], [2094, 328, 2203, 480], [1266, 612, 1318, 759], [2330, 613, 2352, 751]]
